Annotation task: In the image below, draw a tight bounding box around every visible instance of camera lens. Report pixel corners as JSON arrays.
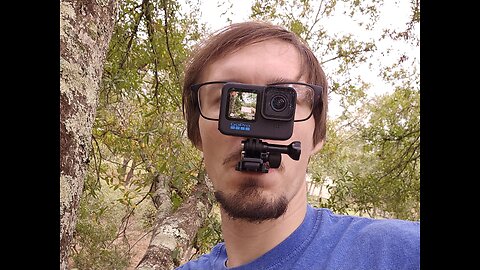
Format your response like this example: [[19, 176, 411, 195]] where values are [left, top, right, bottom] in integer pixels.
[[270, 95, 287, 112]]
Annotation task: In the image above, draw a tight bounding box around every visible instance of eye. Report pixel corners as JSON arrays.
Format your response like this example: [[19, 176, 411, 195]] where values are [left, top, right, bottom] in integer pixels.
[[212, 96, 221, 107], [296, 90, 308, 102]]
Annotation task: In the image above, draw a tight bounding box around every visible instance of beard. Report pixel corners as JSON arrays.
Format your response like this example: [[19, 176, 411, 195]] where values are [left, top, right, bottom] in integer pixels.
[[214, 179, 289, 223]]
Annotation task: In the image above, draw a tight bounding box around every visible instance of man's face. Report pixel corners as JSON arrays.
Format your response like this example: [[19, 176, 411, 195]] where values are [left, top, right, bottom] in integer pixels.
[[197, 39, 323, 222]]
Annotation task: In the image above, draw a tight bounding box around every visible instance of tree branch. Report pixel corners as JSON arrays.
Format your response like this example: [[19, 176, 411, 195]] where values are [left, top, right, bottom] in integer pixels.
[[144, 0, 180, 110], [136, 170, 214, 270], [161, 0, 180, 84], [119, 0, 147, 69], [304, 0, 324, 41]]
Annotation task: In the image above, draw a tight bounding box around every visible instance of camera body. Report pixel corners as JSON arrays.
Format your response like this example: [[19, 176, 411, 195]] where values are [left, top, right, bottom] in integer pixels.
[[218, 82, 296, 140]]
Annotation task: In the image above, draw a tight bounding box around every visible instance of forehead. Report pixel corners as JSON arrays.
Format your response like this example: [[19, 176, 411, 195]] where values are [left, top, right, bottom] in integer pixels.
[[200, 39, 303, 84]]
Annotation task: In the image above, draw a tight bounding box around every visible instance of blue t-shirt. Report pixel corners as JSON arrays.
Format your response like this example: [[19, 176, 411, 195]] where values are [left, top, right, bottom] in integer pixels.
[[176, 204, 420, 270]]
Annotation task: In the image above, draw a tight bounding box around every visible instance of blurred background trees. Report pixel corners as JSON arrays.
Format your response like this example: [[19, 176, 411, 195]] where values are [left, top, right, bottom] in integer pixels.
[[61, 0, 420, 269]]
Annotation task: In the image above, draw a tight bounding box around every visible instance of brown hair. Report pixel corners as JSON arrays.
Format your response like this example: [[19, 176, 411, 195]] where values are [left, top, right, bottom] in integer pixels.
[[182, 21, 328, 147]]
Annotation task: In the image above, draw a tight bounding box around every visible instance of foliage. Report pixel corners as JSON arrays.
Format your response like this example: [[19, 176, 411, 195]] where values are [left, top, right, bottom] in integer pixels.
[[140, 200, 159, 230], [87, 0, 206, 217], [190, 204, 223, 259], [309, 85, 420, 220], [70, 188, 131, 270], [74, 0, 209, 267]]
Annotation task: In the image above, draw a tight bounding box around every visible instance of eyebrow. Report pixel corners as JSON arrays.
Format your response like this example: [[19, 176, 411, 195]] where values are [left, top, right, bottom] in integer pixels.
[[265, 73, 303, 85], [205, 73, 304, 86]]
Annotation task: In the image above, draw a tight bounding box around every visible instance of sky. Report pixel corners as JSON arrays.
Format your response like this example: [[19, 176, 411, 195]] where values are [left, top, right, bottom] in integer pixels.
[[192, 0, 420, 119]]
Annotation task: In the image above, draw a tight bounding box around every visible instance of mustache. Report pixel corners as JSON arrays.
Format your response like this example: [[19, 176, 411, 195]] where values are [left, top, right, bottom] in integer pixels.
[[221, 145, 285, 172]]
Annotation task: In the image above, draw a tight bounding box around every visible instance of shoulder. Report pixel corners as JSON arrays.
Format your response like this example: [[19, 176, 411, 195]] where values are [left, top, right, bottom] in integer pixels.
[[316, 207, 419, 239], [175, 242, 226, 270], [349, 216, 420, 268], [311, 207, 420, 268], [356, 217, 420, 246], [320, 208, 420, 246]]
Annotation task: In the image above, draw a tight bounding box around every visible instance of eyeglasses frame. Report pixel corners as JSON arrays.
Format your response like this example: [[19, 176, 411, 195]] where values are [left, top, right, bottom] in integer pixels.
[[191, 81, 323, 122]]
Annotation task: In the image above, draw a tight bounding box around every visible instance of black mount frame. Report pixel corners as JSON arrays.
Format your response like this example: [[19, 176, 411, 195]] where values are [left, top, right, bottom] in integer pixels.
[[236, 138, 301, 173]]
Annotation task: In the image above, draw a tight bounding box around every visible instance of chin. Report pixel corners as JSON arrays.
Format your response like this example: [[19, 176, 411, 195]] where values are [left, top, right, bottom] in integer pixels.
[[214, 180, 289, 222]]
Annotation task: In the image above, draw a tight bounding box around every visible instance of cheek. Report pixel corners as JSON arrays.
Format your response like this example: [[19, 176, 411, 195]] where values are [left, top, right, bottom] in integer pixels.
[[198, 118, 217, 143], [198, 118, 242, 175], [198, 118, 222, 158], [291, 118, 316, 154], [278, 120, 315, 178], [198, 119, 222, 180]]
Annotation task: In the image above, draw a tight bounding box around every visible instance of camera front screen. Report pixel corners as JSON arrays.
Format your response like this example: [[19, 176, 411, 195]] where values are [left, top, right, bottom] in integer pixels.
[[227, 89, 257, 121]]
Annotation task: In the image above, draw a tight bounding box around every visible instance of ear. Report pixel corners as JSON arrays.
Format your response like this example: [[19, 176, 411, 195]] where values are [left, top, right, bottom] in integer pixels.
[[310, 138, 325, 156]]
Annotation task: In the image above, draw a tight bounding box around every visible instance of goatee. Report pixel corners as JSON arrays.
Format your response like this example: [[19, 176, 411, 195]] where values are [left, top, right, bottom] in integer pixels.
[[214, 179, 288, 222]]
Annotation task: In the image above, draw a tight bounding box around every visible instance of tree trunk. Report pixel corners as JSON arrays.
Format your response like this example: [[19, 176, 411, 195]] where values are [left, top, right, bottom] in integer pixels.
[[136, 173, 214, 270], [60, 1, 117, 269]]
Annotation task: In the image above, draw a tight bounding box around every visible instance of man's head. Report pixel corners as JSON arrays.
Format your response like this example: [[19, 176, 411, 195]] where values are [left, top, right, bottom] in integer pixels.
[[183, 21, 328, 148], [182, 21, 328, 222]]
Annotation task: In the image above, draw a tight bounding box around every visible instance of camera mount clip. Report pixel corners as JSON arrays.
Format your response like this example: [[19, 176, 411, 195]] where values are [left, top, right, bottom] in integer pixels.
[[236, 138, 301, 173]]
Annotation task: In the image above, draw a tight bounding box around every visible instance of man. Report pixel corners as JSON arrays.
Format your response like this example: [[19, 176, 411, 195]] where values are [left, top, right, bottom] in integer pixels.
[[177, 21, 419, 270]]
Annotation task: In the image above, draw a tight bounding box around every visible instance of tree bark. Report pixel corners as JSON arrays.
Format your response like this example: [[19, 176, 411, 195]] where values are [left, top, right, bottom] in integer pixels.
[[60, 1, 117, 269], [136, 173, 214, 270]]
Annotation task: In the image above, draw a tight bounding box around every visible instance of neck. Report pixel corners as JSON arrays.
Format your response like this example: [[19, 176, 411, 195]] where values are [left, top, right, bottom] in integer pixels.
[[220, 183, 308, 268]]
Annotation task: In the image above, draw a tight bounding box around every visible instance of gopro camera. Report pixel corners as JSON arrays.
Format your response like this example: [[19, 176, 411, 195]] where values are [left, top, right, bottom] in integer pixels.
[[218, 82, 296, 140], [217, 82, 302, 173]]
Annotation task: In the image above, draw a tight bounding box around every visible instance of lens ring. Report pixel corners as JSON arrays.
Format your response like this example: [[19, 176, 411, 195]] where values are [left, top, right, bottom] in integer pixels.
[[270, 95, 287, 112]]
